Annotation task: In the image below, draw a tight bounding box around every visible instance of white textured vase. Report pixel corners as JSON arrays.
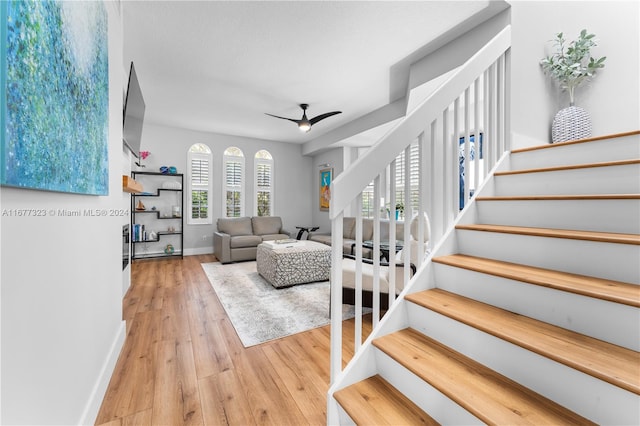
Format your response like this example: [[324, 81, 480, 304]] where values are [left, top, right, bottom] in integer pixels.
[[551, 105, 592, 143]]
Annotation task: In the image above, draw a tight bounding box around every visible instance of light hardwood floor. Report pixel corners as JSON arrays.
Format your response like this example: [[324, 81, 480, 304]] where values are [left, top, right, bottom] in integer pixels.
[[95, 254, 372, 425]]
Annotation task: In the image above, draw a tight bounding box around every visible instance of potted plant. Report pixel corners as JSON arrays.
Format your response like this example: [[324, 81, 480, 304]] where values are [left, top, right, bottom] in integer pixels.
[[540, 29, 606, 143], [394, 202, 404, 220]]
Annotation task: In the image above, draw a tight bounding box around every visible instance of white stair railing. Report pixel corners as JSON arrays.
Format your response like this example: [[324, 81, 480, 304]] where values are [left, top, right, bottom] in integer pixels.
[[329, 26, 512, 383]]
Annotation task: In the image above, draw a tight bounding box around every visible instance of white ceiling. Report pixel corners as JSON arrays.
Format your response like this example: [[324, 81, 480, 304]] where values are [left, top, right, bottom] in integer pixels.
[[123, 1, 493, 148]]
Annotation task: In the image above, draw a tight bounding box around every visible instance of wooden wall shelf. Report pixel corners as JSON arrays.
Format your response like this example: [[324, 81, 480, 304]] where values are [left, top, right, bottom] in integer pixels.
[[122, 175, 143, 193]]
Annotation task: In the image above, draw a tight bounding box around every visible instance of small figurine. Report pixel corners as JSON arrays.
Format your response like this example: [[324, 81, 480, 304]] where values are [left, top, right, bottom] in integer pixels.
[[136, 200, 146, 211]]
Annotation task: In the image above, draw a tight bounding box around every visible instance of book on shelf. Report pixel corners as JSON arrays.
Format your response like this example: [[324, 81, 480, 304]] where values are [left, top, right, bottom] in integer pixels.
[[132, 223, 146, 242]]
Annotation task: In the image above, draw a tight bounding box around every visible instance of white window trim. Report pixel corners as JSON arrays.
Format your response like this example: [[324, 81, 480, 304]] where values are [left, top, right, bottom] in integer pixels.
[[187, 148, 213, 225], [223, 150, 245, 217], [254, 155, 274, 216]]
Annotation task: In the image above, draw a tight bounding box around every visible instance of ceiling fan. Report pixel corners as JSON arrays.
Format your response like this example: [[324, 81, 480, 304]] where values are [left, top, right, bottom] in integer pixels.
[[265, 104, 342, 133]]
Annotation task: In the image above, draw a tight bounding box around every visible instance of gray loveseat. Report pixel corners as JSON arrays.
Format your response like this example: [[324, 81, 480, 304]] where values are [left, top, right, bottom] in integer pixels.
[[308, 217, 404, 259], [213, 216, 291, 264]]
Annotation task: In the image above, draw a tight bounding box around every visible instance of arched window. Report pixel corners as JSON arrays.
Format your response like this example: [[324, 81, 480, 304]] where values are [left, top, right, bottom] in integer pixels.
[[223, 147, 245, 217], [254, 150, 274, 216], [187, 143, 212, 225]]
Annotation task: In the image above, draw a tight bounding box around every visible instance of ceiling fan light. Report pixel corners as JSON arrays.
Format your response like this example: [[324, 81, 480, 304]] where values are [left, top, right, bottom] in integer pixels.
[[298, 122, 311, 132]]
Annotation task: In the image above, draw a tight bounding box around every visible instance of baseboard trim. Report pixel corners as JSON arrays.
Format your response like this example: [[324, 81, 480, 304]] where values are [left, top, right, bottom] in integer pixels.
[[184, 247, 214, 256], [78, 321, 126, 425]]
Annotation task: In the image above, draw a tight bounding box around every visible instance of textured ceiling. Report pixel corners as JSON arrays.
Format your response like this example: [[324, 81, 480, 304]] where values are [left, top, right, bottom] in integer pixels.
[[123, 1, 491, 147]]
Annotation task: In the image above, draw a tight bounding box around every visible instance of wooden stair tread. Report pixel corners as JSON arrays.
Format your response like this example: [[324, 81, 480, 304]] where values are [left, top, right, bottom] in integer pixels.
[[455, 224, 640, 245], [333, 374, 439, 426], [511, 130, 640, 154], [405, 289, 640, 395], [495, 158, 639, 176], [476, 194, 640, 201], [433, 254, 640, 307], [373, 328, 594, 425]]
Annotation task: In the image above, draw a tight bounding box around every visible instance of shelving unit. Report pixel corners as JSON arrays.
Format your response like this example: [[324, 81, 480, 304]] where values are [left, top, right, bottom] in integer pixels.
[[130, 171, 184, 260]]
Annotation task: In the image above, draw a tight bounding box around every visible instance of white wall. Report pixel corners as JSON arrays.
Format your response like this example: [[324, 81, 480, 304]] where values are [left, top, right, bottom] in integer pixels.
[[509, 0, 640, 146], [1, 2, 126, 424], [139, 122, 314, 252], [311, 148, 344, 233]]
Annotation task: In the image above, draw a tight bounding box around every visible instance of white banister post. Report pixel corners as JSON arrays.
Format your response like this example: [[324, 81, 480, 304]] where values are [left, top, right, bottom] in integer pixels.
[[463, 87, 471, 208], [418, 131, 426, 266], [473, 77, 481, 192], [329, 211, 344, 384], [389, 160, 397, 305], [492, 62, 498, 169], [354, 195, 363, 351], [505, 49, 512, 152], [428, 121, 437, 248], [442, 108, 451, 233], [403, 145, 412, 285], [453, 97, 461, 216], [483, 69, 490, 180], [497, 54, 505, 156], [372, 176, 381, 327]]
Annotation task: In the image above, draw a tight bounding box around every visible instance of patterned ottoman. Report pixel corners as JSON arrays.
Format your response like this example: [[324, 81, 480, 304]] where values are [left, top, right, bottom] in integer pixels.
[[256, 240, 331, 288]]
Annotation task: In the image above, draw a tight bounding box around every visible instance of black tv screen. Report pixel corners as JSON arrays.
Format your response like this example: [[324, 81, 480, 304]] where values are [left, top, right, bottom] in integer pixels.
[[123, 62, 145, 159]]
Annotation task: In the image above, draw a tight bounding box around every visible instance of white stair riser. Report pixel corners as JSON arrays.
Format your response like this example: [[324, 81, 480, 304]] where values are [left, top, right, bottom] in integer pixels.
[[456, 229, 640, 284], [433, 263, 640, 350], [374, 349, 483, 425], [510, 135, 640, 170], [494, 163, 640, 196], [407, 305, 640, 426], [476, 199, 640, 234]]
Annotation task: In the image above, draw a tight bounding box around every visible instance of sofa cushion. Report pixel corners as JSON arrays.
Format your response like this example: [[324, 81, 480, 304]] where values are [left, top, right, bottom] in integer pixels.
[[252, 216, 283, 236], [230, 235, 262, 248], [309, 234, 332, 246], [261, 233, 291, 242], [341, 260, 405, 295], [218, 217, 253, 236], [362, 219, 374, 241], [379, 220, 404, 241], [343, 217, 356, 239]]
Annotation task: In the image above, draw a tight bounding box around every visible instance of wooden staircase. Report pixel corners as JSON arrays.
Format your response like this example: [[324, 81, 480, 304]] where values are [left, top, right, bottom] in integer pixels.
[[330, 131, 640, 425]]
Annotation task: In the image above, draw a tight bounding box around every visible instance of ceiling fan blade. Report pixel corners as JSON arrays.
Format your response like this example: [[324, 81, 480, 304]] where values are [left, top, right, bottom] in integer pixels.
[[309, 111, 342, 125], [264, 113, 300, 124]]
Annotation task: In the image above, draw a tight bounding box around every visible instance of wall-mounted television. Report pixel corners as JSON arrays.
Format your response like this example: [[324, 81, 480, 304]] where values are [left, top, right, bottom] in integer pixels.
[[123, 62, 145, 159]]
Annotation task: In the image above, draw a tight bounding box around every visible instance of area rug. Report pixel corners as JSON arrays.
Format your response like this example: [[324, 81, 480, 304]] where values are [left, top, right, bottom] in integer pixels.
[[201, 261, 367, 347]]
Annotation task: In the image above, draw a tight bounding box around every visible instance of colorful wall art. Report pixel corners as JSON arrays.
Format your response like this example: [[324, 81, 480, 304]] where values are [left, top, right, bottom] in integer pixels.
[[1, 0, 109, 195], [319, 167, 332, 211]]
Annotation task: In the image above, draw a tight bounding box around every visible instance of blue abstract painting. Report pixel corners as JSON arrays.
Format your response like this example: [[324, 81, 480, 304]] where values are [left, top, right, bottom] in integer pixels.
[[1, 0, 109, 195]]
